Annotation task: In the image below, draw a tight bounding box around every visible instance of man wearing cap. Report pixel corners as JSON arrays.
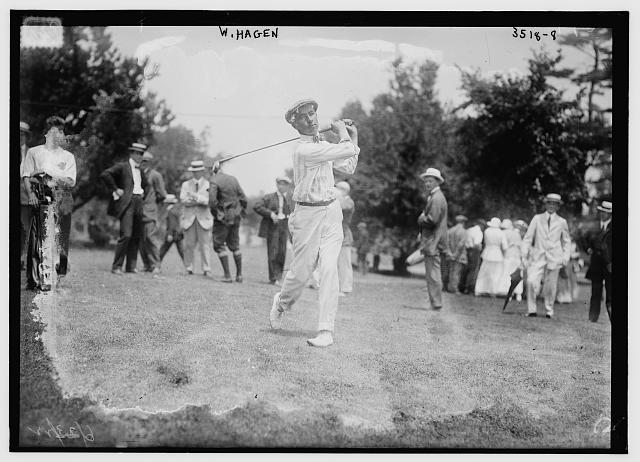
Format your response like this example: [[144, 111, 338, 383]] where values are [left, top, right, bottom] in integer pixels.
[[417, 168, 448, 309], [101, 142, 148, 274], [20, 121, 32, 271], [446, 215, 468, 294], [254, 176, 293, 285], [139, 151, 167, 273], [21, 116, 77, 289], [269, 98, 359, 348], [159, 194, 185, 266], [585, 200, 612, 322], [181, 160, 214, 276], [209, 161, 248, 283], [336, 181, 355, 295], [521, 193, 571, 318]]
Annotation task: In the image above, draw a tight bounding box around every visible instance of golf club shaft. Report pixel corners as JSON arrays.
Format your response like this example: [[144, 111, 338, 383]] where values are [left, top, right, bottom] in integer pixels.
[[219, 120, 354, 164]]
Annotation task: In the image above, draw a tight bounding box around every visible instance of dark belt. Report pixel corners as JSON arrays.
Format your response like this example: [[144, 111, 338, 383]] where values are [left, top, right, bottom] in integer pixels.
[[296, 199, 335, 207]]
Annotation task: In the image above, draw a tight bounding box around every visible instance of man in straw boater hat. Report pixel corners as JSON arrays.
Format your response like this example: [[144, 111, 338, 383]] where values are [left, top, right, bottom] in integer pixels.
[[269, 98, 359, 347], [180, 160, 214, 276], [446, 214, 468, 295], [585, 200, 612, 323], [101, 142, 148, 274], [521, 193, 571, 319], [254, 176, 293, 285], [417, 167, 448, 310]]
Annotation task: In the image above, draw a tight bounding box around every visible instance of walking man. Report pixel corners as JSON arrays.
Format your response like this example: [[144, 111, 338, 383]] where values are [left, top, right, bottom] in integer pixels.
[[254, 176, 292, 285], [101, 142, 148, 274], [209, 161, 248, 282], [586, 200, 612, 323], [446, 215, 468, 294], [336, 181, 355, 295], [269, 98, 359, 347], [180, 160, 214, 276], [159, 194, 186, 266], [418, 168, 448, 310], [139, 150, 167, 273], [521, 193, 571, 318]]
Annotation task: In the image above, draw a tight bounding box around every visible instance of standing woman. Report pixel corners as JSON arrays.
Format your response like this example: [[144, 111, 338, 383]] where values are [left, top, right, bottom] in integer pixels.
[[499, 219, 523, 300], [474, 217, 507, 297]]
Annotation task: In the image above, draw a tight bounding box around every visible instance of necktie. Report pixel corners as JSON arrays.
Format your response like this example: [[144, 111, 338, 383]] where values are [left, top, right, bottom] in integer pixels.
[[278, 193, 283, 215], [195, 181, 199, 192], [547, 215, 551, 228]]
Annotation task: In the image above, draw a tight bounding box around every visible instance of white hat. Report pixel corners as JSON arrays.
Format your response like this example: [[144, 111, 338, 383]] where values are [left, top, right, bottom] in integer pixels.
[[543, 193, 563, 204], [188, 160, 205, 172], [276, 176, 292, 185], [20, 121, 30, 132], [487, 217, 501, 228], [335, 181, 351, 193], [164, 194, 178, 204], [129, 142, 147, 153], [500, 219, 513, 230], [420, 168, 444, 183], [596, 200, 612, 213], [285, 98, 318, 125], [142, 151, 154, 161]]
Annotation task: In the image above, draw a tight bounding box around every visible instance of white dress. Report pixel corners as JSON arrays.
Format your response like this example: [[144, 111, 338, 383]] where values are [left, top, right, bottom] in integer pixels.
[[475, 227, 507, 296]]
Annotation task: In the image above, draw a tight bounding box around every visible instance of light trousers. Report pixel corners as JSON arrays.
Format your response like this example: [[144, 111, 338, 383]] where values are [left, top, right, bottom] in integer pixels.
[[526, 262, 560, 316], [184, 221, 212, 273], [279, 201, 343, 332], [338, 245, 353, 293], [424, 254, 443, 308]]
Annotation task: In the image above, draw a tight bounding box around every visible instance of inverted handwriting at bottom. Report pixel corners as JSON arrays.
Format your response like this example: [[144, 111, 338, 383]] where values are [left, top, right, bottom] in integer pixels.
[[26, 417, 94, 447]]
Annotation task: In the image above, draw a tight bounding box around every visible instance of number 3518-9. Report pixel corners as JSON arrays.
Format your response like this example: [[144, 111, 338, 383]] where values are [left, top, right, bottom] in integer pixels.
[[512, 28, 557, 41]]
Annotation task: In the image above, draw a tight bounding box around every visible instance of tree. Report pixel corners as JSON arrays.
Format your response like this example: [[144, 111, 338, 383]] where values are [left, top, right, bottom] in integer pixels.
[[455, 52, 587, 217], [20, 26, 174, 210], [337, 59, 453, 273]]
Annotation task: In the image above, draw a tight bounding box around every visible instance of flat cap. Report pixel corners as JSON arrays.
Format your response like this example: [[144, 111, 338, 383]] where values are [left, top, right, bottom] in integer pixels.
[[285, 98, 318, 125]]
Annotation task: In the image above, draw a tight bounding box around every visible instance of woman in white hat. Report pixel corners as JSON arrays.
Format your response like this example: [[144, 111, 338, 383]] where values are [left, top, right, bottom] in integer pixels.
[[498, 218, 523, 300], [474, 217, 508, 297]]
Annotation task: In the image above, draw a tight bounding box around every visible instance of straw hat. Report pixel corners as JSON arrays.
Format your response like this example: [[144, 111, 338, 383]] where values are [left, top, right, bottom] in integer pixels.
[[419, 168, 444, 183], [596, 200, 612, 214], [188, 160, 205, 172], [487, 217, 501, 228]]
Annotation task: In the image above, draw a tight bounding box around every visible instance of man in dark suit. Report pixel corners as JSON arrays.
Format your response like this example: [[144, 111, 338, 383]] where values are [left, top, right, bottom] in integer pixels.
[[254, 177, 292, 285], [586, 200, 612, 323], [209, 161, 248, 282], [101, 142, 148, 274]]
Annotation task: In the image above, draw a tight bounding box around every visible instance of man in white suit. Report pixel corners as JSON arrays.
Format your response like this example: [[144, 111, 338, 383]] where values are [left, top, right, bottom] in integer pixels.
[[180, 160, 214, 276], [521, 193, 571, 318]]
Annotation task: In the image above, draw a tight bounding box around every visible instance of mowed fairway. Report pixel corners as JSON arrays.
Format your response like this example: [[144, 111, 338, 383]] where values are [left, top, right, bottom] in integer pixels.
[[21, 244, 612, 448]]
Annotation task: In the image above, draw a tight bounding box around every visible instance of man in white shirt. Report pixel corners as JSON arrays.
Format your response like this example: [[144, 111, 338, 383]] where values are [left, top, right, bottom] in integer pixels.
[[21, 116, 77, 289], [180, 160, 214, 276], [269, 99, 359, 347], [521, 193, 571, 318], [101, 142, 148, 274]]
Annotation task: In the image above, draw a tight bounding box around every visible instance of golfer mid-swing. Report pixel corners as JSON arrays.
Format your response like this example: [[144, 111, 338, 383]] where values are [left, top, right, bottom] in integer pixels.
[[270, 99, 360, 347]]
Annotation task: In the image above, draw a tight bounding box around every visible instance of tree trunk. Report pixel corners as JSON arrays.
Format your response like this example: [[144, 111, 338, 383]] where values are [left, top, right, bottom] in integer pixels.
[[587, 40, 600, 124]]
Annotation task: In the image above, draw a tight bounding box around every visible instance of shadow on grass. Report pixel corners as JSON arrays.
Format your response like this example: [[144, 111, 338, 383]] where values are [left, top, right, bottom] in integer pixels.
[[18, 284, 610, 449], [260, 328, 317, 339]]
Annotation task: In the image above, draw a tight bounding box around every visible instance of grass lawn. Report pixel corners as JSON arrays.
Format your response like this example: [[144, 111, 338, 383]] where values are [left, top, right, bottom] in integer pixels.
[[18, 244, 612, 448]]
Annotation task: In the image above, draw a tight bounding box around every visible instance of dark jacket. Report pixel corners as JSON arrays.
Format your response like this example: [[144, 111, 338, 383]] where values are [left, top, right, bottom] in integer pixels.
[[101, 160, 148, 219], [141, 168, 167, 223], [209, 172, 248, 226], [418, 187, 448, 256], [254, 192, 292, 238], [586, 220, 612, 279]]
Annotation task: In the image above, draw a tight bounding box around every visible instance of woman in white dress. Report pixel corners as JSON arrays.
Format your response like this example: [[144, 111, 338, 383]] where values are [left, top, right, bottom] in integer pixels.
[[499, 219, 524, 300], [475, 217, 508, 296]]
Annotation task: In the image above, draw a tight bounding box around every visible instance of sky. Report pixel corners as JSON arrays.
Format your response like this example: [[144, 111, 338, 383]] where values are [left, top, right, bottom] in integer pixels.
[[106, 26, 611, 196]]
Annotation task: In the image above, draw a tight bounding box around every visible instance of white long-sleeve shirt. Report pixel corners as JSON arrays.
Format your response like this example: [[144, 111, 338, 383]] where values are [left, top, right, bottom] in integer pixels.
[[20, 144, 76, 186], [291, 134, 359, 203]]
